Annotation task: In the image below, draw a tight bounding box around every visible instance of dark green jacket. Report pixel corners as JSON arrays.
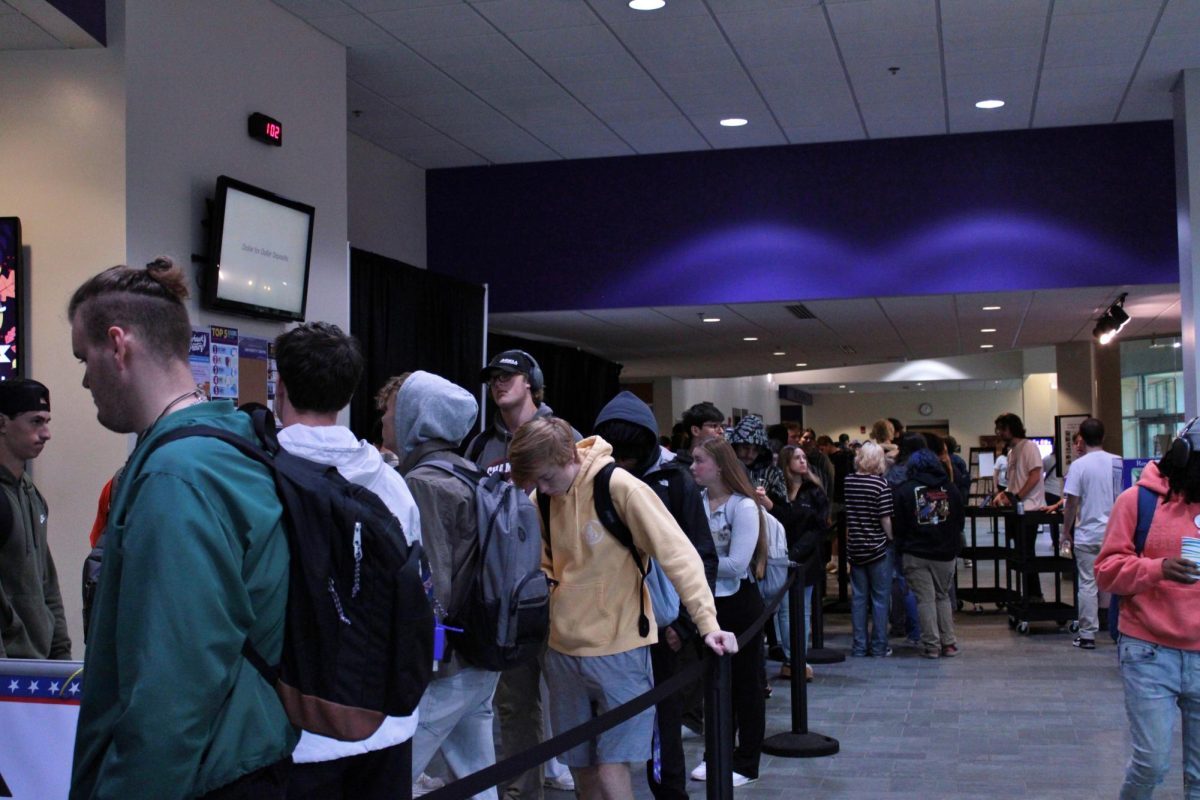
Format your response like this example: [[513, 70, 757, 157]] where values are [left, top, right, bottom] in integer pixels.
[[70, 401, 296, 799], [0, 466, 70, 658]]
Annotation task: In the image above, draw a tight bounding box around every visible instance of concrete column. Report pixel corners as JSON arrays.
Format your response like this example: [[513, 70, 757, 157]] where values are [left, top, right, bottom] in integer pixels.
[[1174, 69, 1200, 417], [1055, 341, 1093, 415]]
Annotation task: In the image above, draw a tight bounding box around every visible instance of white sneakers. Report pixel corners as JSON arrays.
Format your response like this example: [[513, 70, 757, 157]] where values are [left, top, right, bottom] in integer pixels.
[[544, 772, 576, 791], [413, 773, 446, 797], [689, 762, 755, 786]]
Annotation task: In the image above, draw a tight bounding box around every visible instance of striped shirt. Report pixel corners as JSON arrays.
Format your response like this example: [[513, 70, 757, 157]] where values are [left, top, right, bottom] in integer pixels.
[[844, 472, 894, 565]]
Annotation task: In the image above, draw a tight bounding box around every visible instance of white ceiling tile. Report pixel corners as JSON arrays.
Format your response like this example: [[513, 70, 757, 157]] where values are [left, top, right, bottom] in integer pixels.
[[535, 127, 635, 160], [370, 4, 495, 41], [346, 0, 459, 11], [863, 113, 947, 139], [1048, 8, 1161, 41], [504, 103, 603, 130], [272, 0, 356, 19], [714, 5, 830, 43], [589, 95, 683, 123], [691, 120, 788, 148], [403, 32, 520, 63], [783, 122, 867, 143], [540, 50, 646, 83], [835, 26, 940, 59], [1043, 34, 1147, 70], [607, 117, 711, 152], [472, 0, 599, 32], [508, 25, 625, 59], [306, 13, 396, 46], [609, 15, 727, 52], [825, 0, 936, 34], [565, 74, 669, 105], [1159, 0, 1200, 30], [0, 3, 19, 15], [944, 46, 1042, 76], [587, 0, 711, 27], [1054, 0, 1163, 15], [939, 0, 1049, 25], [451, 128, 562, 163]]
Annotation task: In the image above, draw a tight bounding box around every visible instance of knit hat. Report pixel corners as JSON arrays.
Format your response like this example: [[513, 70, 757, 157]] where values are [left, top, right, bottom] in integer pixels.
[[0, 379, 50, 417]]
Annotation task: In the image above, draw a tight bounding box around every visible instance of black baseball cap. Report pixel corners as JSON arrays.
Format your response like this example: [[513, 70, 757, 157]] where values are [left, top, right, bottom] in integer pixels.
[[480, 350, 542, 392], [0, 378, 50, 417]]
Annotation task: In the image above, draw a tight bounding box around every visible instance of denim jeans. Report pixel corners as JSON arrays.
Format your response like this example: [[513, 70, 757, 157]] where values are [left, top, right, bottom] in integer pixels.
[[412, 667, 503, 800], [1118, 635, 1200, 799], [851, 551, 891, 656], [759, 564, 813, 663]]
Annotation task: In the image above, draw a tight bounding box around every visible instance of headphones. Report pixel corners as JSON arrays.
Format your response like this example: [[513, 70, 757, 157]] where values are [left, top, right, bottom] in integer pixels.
[[1167, 416, 1200, 469], [516, 350, 544, 394]]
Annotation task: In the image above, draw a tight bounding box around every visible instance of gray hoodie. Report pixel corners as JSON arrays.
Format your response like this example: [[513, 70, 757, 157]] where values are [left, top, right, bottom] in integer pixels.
[[465, 401, 580, 478]]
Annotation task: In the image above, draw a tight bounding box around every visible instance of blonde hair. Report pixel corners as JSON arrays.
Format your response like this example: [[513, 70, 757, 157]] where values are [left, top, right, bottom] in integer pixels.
[[870, 418, 894, 444], [695, 438, 768, 580], [374, 373, 411, 411], [855, 441, 888, 475], [509, 417, 577, 487]]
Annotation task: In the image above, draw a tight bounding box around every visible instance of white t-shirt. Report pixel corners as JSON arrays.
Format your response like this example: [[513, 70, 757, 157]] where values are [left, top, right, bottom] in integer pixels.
[[1006, 439, 1046, 508], [1063, 449, 1122, 546]]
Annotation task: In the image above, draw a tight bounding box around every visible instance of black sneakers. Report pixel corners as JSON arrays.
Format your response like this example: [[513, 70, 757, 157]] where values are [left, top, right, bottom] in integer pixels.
[[1073, 636, 1096, 650]]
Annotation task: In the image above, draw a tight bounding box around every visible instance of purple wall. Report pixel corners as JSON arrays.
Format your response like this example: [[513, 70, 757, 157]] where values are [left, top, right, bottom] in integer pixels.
[[427, 122, 1177, 314]]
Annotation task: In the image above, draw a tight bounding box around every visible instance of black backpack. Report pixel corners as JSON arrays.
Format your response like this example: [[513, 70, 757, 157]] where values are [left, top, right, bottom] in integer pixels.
[[148, 406, 434, 742], [413, 460, 549, 671]]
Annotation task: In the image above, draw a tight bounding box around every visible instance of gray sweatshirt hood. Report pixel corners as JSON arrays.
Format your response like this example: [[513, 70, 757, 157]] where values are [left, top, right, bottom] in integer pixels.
[[394, 370, 479, 455]]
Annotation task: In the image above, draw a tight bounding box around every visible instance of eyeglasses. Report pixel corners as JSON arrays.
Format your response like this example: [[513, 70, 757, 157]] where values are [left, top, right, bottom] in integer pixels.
[[701, 421, 724, 431], [489, 372, 520, 385]]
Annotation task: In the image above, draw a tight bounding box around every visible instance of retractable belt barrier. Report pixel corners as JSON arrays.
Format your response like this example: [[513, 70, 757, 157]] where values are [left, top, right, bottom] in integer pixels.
[[422, 568, 799, 800]]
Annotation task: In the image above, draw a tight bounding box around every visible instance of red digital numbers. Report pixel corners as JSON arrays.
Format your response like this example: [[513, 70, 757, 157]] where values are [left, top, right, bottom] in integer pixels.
[[266, 123, 281, 140]]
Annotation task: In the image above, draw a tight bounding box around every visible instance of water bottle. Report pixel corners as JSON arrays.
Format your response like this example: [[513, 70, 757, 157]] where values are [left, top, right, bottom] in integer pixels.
[[1015, 500, 1024, 516], [1059, 540, 1073, 558]]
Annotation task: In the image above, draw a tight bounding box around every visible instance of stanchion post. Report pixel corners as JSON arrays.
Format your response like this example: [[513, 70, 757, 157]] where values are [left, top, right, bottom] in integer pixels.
[[762, 561, 840, 758], [704, 652, 734, 800], [806, 567, 845, 664]]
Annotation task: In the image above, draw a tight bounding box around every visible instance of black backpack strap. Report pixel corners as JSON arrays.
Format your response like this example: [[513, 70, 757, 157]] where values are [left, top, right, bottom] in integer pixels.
[[593, 463, 650, 637]]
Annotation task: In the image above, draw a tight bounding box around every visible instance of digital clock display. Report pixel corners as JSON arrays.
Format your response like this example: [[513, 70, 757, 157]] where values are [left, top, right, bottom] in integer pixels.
[[248, 112, 283, 146]]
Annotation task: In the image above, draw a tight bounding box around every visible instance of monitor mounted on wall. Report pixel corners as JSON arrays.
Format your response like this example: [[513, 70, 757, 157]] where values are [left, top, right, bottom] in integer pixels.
[[203, 175, 314, 322]]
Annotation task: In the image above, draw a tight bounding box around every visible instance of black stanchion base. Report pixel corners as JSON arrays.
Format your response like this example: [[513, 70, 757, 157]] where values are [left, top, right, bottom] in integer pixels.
[[805, 646, 845, 664], [761, 730, 840, 758]]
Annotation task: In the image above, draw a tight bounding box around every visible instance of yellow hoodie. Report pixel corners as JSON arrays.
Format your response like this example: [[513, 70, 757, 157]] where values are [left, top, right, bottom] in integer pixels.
[[541, 436, 719, 657]]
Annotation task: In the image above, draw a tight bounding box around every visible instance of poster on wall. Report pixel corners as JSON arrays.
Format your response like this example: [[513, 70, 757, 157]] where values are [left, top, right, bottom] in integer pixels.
[[189, 328, 213, 398], [238, 336, 271, 409], [1055, 414, 1090, 477], [0, 218, 23, 380], [210, 326, 239, 401]]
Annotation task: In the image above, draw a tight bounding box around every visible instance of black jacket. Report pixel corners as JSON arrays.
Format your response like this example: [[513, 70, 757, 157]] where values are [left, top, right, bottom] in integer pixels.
[[772, 481, 830, 587], [892, 452, 965, 562]]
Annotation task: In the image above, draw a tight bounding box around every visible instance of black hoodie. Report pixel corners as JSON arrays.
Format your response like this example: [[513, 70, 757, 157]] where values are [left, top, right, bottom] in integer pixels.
[[892, 450, 965, 562], [594, 392, 719, 625]]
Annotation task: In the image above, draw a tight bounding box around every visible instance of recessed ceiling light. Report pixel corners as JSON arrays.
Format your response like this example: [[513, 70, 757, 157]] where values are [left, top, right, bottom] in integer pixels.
[[838, 384, 846, 389], [701, 316, 720, 323], [795, 362, 807, 367], [980, 328, 996, 333], [773, 350, 786, 356], [982, 305, 1001, 311], [628, 0, 665, 9], [848, 390, 855, 394], [980, 344, 994, 349], [975, 99, 1005, 110], [720, 118, 748, 127], [916, 382, 923, 386], [743, 336, 758, 341]]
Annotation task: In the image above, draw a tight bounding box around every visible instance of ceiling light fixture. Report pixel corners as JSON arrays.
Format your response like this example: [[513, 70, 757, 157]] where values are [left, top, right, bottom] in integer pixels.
[[743, 336, 758, 341], [1092, 293, 1131, 345], [838, 384, 846, 389], [980, 328, 996, 333], [700, 313, 720, 323], [980, 344, 994, 349], [982, 305, 1001, 311], [720, 118, 748, 127], [795, 362, 807, 367], [976, 99, 1005, 109], [773, 350, 786, 356], [628, 0, 665, 9]]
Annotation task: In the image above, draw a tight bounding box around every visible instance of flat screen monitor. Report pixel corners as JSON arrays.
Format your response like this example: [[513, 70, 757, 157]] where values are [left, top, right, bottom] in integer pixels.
[[203, 176, 314, 322], [1029, 436, 1054, 461]]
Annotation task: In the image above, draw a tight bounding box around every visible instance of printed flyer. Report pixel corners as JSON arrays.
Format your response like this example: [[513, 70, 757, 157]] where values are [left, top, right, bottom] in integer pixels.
[[210, 326, 239, 401]]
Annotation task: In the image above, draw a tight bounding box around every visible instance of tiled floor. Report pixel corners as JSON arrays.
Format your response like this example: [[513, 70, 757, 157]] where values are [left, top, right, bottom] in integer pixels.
[[530, 556, 1190, 799]]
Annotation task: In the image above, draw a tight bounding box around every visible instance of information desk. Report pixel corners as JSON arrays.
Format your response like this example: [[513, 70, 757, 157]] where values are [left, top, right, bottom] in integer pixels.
[[0, 658, 82, 799]]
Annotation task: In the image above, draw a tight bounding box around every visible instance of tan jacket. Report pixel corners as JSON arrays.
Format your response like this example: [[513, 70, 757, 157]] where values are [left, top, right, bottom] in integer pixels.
[[541, 436, 719, 657]]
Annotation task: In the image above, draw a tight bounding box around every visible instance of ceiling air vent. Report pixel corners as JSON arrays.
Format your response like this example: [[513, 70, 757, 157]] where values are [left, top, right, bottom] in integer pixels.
[[840, 345, 857, 355], [786, 303, 816, 320]]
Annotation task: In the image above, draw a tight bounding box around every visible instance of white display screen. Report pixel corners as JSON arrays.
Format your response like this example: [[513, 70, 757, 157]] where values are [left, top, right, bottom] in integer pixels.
[[214, 184, 312, 317]]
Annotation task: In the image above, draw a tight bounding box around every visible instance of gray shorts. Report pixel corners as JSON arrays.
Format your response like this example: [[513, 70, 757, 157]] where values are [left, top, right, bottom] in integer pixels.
[[543, 646, 655, 768]]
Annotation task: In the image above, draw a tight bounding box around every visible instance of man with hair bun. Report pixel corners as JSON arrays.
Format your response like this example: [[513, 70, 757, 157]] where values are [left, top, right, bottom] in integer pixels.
[[68, 258, 297, 800], [0, 377, 69, 660]]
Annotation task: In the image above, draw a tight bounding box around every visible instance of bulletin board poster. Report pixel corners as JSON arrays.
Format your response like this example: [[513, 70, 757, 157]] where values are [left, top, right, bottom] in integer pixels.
[[189, 328, 213, 398], [238, 336, 271, 409], [1122, 458, 1152, 490], [210, 326, 239, 401], [0, 217, 22, 380]]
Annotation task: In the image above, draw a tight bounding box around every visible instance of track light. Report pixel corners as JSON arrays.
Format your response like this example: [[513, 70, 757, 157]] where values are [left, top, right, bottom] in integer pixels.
[[1093, 293, 1130, 345]]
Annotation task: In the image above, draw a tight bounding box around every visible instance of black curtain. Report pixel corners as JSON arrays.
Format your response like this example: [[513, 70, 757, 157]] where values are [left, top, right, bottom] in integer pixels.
[[349, 248, 485, 440], [486, 333, 623, 437]]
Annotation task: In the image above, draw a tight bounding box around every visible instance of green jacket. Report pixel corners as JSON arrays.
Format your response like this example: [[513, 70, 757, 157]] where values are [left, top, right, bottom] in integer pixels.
[[0, 466, 70, 658], [70, 401, 297, 800]]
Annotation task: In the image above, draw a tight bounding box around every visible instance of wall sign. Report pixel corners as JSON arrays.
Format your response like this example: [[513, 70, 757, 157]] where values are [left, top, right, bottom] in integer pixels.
[[0, 218, 22, 380]]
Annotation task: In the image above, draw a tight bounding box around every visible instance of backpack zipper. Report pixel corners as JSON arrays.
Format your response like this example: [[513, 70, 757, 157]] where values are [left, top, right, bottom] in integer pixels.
[[352, 521, 363, 598]]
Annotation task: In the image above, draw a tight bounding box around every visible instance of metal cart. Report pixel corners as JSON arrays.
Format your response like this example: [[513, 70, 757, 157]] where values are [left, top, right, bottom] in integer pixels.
[[958, 507, 1021, 612], [1003, 509, 1078, 635]]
